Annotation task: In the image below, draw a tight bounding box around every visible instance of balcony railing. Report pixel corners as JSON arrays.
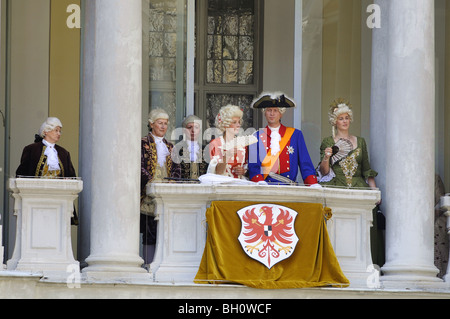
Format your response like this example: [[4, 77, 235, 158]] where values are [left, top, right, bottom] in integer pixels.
[[2, 178, 450, 293]]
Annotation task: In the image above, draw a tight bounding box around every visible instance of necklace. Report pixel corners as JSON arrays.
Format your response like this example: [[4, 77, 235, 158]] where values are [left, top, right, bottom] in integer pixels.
[[335, 135, 351, 142]]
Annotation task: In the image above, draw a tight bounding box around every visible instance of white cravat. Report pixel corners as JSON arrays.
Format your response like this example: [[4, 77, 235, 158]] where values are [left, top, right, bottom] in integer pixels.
[[186, 140, 199, 162], [152, 134, 170, 168], [269, 125, 281, 155], [42, 139, 61, 171]]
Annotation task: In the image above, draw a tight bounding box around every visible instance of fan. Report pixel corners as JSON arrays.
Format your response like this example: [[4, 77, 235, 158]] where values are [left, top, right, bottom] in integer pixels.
[[331, 138, 353, 165], [223, 135, 258, 151]]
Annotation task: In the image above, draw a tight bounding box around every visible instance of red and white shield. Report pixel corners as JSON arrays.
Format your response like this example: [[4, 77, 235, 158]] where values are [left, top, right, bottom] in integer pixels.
[[237, 204, 299, 269]]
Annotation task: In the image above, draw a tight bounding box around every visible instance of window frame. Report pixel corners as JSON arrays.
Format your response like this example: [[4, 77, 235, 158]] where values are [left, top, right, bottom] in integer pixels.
[[193, 0, 264, 130]]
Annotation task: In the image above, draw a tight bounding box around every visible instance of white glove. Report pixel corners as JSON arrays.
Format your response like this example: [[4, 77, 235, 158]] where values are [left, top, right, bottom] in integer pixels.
[[207, 158, 219, 174]]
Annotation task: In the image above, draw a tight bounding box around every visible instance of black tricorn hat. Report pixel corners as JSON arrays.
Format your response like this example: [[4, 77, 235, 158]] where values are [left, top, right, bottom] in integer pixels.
[[251, 92, 296, 109]]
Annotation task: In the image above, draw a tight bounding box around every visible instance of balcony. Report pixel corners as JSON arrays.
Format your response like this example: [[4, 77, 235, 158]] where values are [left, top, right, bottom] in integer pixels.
[[1, 179, 450, 299]]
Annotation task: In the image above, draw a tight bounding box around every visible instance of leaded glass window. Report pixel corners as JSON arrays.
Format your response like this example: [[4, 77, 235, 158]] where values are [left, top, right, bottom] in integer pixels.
[[206, 94, 254, 131], [206, 0, 255, 85], [197, 0, 261, 131], [144, 0, 186, 138], [143, 0, 262, 139]]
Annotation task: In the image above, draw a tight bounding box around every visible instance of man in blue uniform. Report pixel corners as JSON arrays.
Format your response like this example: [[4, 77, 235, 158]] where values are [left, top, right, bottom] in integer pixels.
[[248, 93, 319, 186]]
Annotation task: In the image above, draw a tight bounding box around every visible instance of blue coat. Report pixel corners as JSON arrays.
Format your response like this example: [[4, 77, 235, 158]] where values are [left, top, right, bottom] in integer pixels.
[[248, 125, 318, 185]]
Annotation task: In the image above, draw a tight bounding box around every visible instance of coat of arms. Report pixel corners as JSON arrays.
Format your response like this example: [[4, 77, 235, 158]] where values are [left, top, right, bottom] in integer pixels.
[[237, 204, 299, 269]]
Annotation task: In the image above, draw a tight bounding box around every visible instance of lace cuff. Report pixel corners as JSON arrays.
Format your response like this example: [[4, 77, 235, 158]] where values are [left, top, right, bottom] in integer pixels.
[[317, 166, 336, 183]]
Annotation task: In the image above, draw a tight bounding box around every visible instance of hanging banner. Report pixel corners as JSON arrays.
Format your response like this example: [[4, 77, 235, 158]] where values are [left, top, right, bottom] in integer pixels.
[[194, 201, 349, 289]]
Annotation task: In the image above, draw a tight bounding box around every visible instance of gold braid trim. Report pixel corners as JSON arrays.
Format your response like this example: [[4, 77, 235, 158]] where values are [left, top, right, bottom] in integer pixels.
[[146, 135, 175, 181], [148, 138, 157, 183], [35, 146, 47, 177], [58, 157, 65, 177], [339, 148, 361, 187], [35, 146, 64, 178]]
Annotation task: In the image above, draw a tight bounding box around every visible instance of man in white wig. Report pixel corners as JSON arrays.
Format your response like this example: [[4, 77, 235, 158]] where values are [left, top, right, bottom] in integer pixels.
[[171, 114, 208, 180], [16, 117, 78, 224], [16, 117, 76, 179], [140, 108, 181, 265]]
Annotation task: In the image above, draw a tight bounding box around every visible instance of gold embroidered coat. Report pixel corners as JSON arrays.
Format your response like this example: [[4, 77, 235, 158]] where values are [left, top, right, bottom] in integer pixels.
[[140, 133, 181, 197]]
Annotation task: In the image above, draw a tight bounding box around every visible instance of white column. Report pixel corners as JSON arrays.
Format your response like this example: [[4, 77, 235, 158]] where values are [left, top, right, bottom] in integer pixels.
[[381, 0, 441, 286], [80, 0, 149, 280]]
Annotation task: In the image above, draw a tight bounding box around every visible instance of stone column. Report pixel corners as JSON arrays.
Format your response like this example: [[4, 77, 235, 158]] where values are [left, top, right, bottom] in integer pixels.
[[381, 0, 441, 286], [80, 0, 149, 280]]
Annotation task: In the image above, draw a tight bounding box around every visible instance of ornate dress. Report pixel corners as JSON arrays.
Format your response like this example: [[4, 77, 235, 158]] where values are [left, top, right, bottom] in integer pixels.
[[140, 133, 181, 246], [318, 136, 378, 188], [319, 136, 383, 266], [209, 136, 247, 179]]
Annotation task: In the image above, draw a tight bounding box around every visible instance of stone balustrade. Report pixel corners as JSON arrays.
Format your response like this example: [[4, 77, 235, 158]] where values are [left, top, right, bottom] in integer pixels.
[[6, 178, 83, 278], [148, 182, 381, 287]]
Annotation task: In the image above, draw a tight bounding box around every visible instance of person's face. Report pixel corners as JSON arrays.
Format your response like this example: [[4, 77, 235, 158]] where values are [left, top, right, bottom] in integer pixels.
[[150, 118, 169, 138], [336, 113, 351, 131], [226, 116, 242, 136], [185, 122, 201, 141], [264, 108, 283, 127], [44, 126, 62, 144]]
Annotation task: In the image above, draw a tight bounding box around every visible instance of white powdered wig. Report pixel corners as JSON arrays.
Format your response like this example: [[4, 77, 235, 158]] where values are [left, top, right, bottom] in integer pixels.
[[39, 117, 63, 138], [328, 98, 354, 137], [148, 108, 170, 125], [214, 104, 243, 132]]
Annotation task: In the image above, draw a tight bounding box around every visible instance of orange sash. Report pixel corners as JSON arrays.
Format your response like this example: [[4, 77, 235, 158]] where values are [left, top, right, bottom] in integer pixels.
[[261, 127, 295, 179]]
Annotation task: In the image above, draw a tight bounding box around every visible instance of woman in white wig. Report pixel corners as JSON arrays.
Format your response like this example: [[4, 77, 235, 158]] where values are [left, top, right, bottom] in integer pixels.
[[318, 98, 378, 189], [140, 108, 180, 265], [16, 117, 76, 179], [208, 104, 247, 179], [318, 98, 383, 265]]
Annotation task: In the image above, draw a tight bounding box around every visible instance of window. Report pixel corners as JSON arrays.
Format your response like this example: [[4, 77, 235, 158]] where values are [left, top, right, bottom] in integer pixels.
[[143, 0, 187, 138], [143, 0, 262, 140], [198, 0, 262, 132]]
